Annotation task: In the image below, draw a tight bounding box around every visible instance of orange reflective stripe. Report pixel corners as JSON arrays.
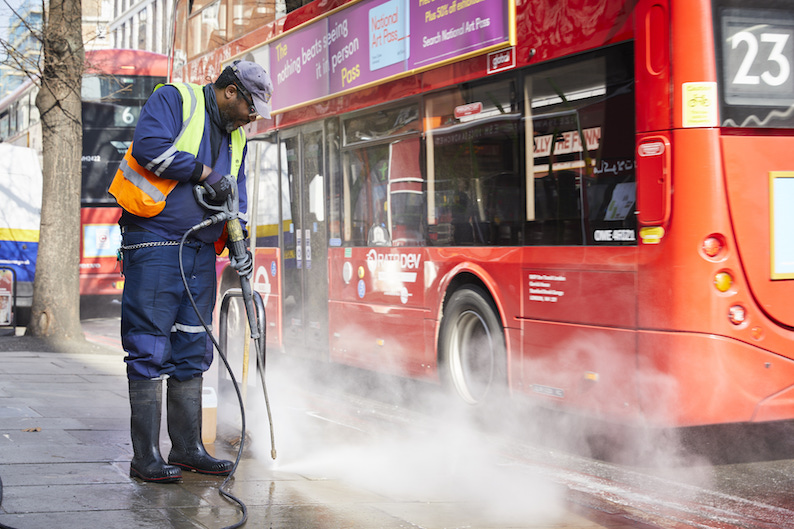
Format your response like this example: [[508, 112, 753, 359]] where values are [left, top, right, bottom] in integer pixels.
[[109, 145, 179, 216], [124, 146, 178, 203]]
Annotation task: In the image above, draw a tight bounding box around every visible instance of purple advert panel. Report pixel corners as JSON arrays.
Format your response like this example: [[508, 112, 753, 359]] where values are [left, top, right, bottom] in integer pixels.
[[267, 0, 510, 112], [269, 22, 330, 111], [409, 0, 509, 68], [328, 0, 410, 94]]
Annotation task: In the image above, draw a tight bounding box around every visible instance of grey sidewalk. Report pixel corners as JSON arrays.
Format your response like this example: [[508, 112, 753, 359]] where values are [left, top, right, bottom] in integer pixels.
[[0, 333, 658, 529]]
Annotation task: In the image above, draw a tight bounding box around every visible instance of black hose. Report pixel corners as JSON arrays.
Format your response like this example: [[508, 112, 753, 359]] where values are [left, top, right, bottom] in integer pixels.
[[0, 223, 256, 529], [179, 226, 248, 529]]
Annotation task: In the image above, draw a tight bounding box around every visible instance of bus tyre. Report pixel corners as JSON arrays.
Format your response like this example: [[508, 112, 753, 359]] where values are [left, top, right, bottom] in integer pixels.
[[220, 278, 245, 351], [439, 285, 506, 406]]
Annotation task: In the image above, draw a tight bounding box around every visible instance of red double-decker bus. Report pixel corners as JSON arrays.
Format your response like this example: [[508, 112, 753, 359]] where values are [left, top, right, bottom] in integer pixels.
[[169, 0, 794, 427], [0, 49, 168, 322], [79, 49, 168, 300]]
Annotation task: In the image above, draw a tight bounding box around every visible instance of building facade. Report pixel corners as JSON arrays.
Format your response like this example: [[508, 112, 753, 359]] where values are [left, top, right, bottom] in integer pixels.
[[109, 0, 172, 55], [0, 2, 43, 98], [0, 0, 114, 99]]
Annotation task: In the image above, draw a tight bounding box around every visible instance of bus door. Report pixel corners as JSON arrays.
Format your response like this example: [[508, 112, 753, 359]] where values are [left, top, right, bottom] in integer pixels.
[[280, 125, 329, 358], [245, 135, 285, 350]]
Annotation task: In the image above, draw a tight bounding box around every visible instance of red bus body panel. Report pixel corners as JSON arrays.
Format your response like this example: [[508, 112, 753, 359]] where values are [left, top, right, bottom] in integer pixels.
[[722, 135, 794, 330], [179, 0, 794, 427], [638, 332, 794, 426], [85, 48, 169, 77], [254, 247, 284, 349], [78, 49, 168, 298], [79, 207, 124, 296]]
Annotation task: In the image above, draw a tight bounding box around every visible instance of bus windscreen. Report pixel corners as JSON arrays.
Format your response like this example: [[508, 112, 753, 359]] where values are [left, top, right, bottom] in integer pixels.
[[81, 74, 163, 204]]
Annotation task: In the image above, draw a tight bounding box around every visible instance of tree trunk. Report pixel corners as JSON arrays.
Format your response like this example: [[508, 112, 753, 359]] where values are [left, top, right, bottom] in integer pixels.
[[27, 0, 85, 340]]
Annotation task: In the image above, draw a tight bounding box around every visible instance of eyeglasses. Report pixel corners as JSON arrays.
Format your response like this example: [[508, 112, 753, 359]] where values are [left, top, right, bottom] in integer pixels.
[[234, 83, 257, 115]]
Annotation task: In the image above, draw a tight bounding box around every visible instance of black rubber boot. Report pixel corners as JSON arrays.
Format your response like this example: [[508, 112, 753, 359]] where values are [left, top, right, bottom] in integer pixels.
[[166, 377, 233, 476], [128, 379, 182, 483]]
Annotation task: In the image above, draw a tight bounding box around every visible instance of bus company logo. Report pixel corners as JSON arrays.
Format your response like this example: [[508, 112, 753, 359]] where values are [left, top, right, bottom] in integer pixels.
[[487, 47, 515, 75], [365, 249, 421, 271]]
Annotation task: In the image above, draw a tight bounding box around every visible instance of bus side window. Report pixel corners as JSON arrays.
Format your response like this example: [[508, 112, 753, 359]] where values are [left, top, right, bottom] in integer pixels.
[[327, 119, 343, 245], [251, 136, 284, 250], [187, 0, 226, 60], [344, 145, 389, 246], [390, 192, 425, 247], [340, 104, 421, 247], [425, 78, 521, 247], [529, 169, 584, 245], [525, 44, 636, 246], [389, 137, 425, 247], [488, 172, 523, 245]]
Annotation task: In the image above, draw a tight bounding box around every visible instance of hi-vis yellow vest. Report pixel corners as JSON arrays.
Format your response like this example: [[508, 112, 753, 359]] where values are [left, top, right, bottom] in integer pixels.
[[109, 82, 246, 217]]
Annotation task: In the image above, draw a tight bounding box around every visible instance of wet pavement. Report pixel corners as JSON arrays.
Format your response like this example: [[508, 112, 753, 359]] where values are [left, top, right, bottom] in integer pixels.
[[1, 320, 793, 529], [0, 324, 664, 529]]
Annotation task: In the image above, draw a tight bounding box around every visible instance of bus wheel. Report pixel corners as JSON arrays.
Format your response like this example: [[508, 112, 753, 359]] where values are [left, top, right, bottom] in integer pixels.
[[439, 285, 506, 406], [220, 281, 245, 350]]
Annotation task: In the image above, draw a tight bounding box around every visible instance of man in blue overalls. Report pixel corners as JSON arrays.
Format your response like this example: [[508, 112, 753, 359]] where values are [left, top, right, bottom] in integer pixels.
[[110, 61, 272, 483]]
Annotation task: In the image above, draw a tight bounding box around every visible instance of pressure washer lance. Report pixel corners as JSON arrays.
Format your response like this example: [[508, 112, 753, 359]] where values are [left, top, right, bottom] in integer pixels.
[[190, 175, 277, 460], [193, 179, 259, 341]]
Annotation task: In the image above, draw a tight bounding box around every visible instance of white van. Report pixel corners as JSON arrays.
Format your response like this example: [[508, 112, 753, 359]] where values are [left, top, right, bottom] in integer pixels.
[[0, 143, 42, 326]]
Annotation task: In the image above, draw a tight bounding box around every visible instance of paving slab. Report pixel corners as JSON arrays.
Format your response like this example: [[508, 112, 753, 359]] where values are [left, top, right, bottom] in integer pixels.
[[0, 336, 662, 529]]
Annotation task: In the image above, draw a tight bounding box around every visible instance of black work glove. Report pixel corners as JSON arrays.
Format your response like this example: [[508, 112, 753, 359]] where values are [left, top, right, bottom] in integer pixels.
[[203, 170, 232, 206], [230, 248, 253, 278]]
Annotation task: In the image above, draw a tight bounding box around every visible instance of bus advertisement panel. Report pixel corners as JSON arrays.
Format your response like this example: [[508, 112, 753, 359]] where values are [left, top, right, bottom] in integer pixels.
[[78, 50, 168, 297], [171, 0, 794, 428], [264, 0, 512, 111]]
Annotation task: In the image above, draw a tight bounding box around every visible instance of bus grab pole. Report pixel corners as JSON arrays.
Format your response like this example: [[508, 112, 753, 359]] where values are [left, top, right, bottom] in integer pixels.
[[218, 288, 276, 459]]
